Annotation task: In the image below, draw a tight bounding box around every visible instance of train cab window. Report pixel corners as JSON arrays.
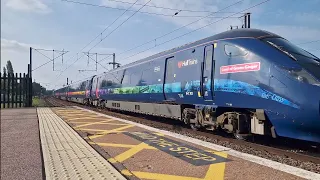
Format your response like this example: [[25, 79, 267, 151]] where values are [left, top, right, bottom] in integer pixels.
[[224, 44, 248, 57]]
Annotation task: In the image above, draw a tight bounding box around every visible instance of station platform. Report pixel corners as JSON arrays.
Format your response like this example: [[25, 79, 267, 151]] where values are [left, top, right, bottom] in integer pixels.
[[51, 106, 320, 180], [1, 107, 319, 180], [1, 108, 43, 180]]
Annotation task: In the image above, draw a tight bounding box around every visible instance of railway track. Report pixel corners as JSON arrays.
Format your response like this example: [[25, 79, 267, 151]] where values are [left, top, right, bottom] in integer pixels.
[[44, 97, 320, 173]]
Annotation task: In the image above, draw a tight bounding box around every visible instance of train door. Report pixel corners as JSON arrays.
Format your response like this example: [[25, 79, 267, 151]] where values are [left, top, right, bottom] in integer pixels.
[[91, 76, 99, 99], [164, 56, 177, 101], [202, 45, 215, 101], [95, 77, 100, 99]]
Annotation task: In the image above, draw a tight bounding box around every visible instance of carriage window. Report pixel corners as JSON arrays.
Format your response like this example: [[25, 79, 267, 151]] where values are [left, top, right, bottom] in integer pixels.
[[224, 44, 248, 57], [165, 57, 175, 83], [130, 72, 142, 86], [205, 48, 213, 71]]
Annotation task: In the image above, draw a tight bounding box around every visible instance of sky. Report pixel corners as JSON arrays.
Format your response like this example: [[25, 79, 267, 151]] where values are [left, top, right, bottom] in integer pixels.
[[1, 0, 320, 90]]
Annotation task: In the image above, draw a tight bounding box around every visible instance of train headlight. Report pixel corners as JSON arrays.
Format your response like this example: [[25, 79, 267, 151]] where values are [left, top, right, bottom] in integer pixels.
[[287, 68, 320, 86], [275, 65, 320, 86]]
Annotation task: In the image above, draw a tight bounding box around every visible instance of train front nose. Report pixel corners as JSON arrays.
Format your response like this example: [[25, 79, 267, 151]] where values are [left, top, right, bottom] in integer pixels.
[[306, 90, 320, 142], [292, 85, 320, 143]]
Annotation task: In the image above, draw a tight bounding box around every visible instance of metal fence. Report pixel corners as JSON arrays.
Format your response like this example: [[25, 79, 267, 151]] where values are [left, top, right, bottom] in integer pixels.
[[0, 73, 32, 108]]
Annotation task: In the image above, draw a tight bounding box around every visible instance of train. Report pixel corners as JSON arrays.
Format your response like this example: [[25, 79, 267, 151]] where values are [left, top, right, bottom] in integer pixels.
[[54, 28, 320, 143]]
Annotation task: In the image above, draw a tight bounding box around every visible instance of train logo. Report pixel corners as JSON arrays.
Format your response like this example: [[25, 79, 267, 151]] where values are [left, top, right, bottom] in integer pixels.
[[178, 59, 198, 68]]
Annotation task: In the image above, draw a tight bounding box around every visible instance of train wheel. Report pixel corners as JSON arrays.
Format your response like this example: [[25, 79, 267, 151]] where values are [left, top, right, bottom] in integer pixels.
[[233, 131, 250, 141], [190, 123, 200, 131]]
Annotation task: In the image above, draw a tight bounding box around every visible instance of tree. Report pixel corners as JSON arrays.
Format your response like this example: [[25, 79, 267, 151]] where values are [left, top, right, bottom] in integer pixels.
[[6, 60, 14, 75], [32, 82, 46, 96], [3, 67, 7, 76]]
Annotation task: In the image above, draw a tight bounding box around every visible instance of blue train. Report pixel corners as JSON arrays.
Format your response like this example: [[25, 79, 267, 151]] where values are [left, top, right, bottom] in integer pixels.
[[54, 28, 320, 143]]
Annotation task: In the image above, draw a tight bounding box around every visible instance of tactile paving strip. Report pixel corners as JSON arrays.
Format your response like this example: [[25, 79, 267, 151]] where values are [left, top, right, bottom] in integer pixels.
[[37, 108, 126, 180]]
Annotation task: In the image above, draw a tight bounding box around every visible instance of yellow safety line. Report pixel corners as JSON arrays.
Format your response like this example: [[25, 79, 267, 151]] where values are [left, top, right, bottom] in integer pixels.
[[59, 113, 90, 116], [77, 128, 118, 132], [204, 152, 228, 180], [68, 120, 105, 124], [66, 117, 104, 121], [58, 112, 88, 114], [89, 124, 134, 139], [152, 132, 165, 136], [57, 112, 90, 116], [111, 142, 150, 163], [68, 121, 93, 124], [91, 142, 156, 149], [74, 119, 113, 129], [121, 170, 203, 180], [99, 122, 129, 126]]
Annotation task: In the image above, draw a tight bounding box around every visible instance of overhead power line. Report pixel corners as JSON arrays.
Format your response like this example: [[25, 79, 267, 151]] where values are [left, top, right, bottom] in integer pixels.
[[97, 0, 245, 64], [32, 48, 68, 72], [53, 0, 141, 83], [118, 0, 271, 64], [53, 0, 151, 88], [61, 0, 240, 18], [107, 0, 237, 13]]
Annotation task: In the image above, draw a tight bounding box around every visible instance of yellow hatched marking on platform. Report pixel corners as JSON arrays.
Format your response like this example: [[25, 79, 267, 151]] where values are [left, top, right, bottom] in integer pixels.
[[56, 112, 90, 116], [99, 122, 129, 126], [89, 124, 134, 139], [110, 142, 150, 163], [92, 142, 156, 149], [59, 113, 97, 117], [55, 110, 84, 113], [70, 121, 118, 124], [204, 152, 228, 180], [121, 170, 203, 180], [66, 116, 103, 121], [74, 119, 113, 129], [77, 128, 122, 132], [55, 108, 227, 179], [56, 111, 97, 116], [153, 132, 165, 136], [68, 121, 94, 124]]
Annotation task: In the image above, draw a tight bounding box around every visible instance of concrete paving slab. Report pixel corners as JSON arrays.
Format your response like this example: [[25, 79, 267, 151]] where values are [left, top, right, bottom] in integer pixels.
[[1, 108, 43, 180]]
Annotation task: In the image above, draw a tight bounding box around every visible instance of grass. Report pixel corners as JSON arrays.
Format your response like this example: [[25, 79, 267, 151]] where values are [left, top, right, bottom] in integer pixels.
[[32, 97, 47, 107], [1, 97, 47, 108]]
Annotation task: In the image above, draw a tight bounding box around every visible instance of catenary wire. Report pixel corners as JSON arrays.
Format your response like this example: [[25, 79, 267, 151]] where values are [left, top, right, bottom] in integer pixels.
[[71, 0, 152, 74], [107, 0, 237, 13], [54, 0, 265, 88], [53, 0, 151, 88], [96, 0, 245, 64], [61, 0, 241, 18], [33, 49, 68, 71], [119, 0, 271, 63], [52, 0, 142, 86]]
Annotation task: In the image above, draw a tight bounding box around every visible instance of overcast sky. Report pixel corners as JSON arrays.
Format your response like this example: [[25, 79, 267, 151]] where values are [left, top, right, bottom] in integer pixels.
[[1, 0, 320, 90]]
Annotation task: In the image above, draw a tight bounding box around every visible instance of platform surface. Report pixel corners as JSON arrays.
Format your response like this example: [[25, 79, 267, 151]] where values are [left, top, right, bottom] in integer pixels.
[[51, 106, 320, 180], [1, 108, 43, 180], [38, 107, 126, 180]]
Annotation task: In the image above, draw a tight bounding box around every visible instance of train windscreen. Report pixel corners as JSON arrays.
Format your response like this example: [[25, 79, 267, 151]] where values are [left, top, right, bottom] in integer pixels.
[[262, 37, 320, 80]]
